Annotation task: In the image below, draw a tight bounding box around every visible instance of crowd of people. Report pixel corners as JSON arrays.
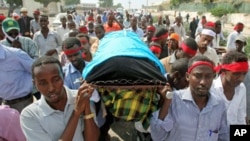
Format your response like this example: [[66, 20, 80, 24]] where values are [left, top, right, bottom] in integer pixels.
[[0, 6, 249, 141]]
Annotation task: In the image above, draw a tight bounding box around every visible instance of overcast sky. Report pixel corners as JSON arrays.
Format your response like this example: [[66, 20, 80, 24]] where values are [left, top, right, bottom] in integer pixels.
[[80, 0, 164, 9]]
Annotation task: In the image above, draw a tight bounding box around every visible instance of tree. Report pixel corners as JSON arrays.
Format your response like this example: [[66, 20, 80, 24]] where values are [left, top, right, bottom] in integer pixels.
[[99, 0, 113, 8], [6, 0, 23, 17], [34, 0, 60, 8], [115, 3, 123, 8], [65, 0, 80, 5]]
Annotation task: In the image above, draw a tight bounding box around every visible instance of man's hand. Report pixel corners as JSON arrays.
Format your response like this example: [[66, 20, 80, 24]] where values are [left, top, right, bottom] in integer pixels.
[[74, 82, 94, 115], [12, 40, 22, 49]]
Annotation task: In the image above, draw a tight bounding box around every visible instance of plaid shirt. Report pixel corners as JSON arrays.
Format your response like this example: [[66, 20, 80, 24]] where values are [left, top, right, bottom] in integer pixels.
[[98, 88, 159, 129], [0, 36, 39, 59]]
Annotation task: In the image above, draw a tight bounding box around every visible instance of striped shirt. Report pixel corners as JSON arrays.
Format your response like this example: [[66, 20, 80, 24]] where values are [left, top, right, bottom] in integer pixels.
[[150, 88, 229, 141]]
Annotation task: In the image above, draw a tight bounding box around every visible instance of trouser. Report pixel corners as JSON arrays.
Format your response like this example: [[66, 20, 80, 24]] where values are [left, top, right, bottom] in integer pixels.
[[3, 94, 33, 113]]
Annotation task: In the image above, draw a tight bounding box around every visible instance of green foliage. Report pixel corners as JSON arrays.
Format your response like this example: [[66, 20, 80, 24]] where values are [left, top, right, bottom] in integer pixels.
[[245, 37, 250, 58], [34, 0, 60, 7], [5, 0, 22, 7], [99, 0, 113, 8], [170, 0, 180, 7], [6, 0, 22, 17], [65, 0, 80, 5], [210, 6, 235, 17]]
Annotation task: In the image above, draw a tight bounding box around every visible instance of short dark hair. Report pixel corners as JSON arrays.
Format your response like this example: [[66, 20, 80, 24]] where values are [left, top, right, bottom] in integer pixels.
[[32, 56, 62, 79], [188, 55, 215, 68], [154, 28, 168, 38], [62, 37, 81, 50], [171, 58, 189, 76], [76, 33, 90, 42], [215, 20, 221, 26], [183, 37, 198, 51], [221, 50, 248, 64]]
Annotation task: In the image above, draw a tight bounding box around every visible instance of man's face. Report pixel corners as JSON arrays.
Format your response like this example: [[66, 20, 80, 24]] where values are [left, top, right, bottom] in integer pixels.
[[64, 44, 84, 69], [88, 23, 94, 33], [33, 63, 65, 104], [146, 30, 154, 39], [187, 64, 215, 97], [235, 41, 245, 52], [60, 17, 67, 24], [7, 29, 19, 38], [198, 34, 213, 48], [168, 38, 179, 51], [130, 17, 137, 27], [21, 11, 28, 17], [223, 70, 247, 88], [39, 17, 49, 28], [95, 27, 105, 39], [67, 22, 76, 30], [215, 24, 221, 34]]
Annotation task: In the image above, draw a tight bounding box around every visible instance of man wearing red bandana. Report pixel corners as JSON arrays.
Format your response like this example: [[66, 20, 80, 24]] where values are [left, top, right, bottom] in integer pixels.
[[226, 22, 244, 51], [211, 51, 248, 126]]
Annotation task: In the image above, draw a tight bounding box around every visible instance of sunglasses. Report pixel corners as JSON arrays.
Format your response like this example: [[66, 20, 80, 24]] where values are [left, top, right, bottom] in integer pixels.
[[7, 32, 19, 36]]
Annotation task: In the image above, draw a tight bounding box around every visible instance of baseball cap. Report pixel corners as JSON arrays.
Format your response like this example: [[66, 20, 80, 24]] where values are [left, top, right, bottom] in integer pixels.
[[169, 33, 180, 41], [33, 10, 40, 15], [2, 18, 20, 32], [235, 35, 247, 45]]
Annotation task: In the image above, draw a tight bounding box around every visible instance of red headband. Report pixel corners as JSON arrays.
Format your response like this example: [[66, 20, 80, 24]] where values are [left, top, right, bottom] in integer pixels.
[[150, 46, 161, 54], [215, 62, 248, 72], [64, 47, 82, 55], [188, 61, 215, 73], [234, 24, 244, 31], [181, 42, 197, 56], [151, 33, 168, 41], [147, 26, 156, 32]]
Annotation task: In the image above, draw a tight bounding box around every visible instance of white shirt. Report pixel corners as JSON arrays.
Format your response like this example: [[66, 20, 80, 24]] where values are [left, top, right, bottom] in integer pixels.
[[56, 25, 70, 41], [33, 30, 62, 59], [128, 27, 144, 38], [20, 86, 85, 141], [171, 23, 186, 41], [226, 31, 241, 51], [196, 47, 220, 65], [210, 76, 247, 126]]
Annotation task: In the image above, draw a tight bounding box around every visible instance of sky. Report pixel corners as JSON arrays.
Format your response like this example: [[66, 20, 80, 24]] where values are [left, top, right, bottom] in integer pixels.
[[80, 0, 164, 9]]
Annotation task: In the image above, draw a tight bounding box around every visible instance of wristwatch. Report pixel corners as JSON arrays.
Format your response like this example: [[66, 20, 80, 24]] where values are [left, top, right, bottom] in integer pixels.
[[165, 91, 173, 99]]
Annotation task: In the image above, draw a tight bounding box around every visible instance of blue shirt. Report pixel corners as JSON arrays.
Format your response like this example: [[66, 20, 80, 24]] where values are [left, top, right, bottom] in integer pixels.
[[150, 88, 229, 141], [63, 62, 88, 90], [0, 44, 34, 100]]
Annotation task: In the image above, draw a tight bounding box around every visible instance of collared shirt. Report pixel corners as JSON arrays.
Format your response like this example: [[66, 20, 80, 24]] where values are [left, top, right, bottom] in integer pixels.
[[196, 47, 220, 65], [0, 44, 33, 100], [171, 23, 186, 41], [226, 31, 241, 51], [63, 62, 88, 89], [0, 36, 39, 59], [150, 88, 229, 141], [128, 27, 144, 38], [20, 86, 85, 141], [0, 105, 26, 141], [56, 25, 70, 41], [210, 76, 247, 126], [33, 30, 62, 58], [30, 19, 41, 33]]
